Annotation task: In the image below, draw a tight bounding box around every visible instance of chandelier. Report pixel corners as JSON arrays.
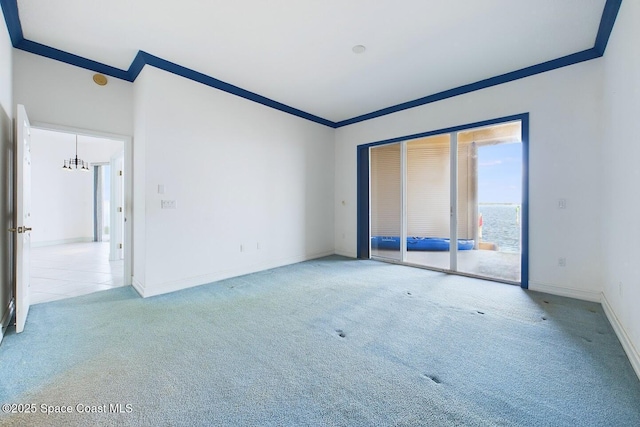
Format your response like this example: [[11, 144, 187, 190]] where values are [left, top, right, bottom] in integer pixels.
[[63, 135, 90, 171]]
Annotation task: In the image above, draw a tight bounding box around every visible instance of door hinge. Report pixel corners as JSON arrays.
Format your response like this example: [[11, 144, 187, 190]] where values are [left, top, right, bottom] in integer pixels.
[[119, 170, 123, 176], [119, 243, 123, 249], [118, 207, 123, 212]]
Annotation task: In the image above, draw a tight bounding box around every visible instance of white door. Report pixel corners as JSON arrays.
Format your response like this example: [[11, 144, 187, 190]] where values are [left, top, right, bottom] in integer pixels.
[[13, 105, 32, 333], [109, 151, 124, 261], [117, 155, 124, 260]]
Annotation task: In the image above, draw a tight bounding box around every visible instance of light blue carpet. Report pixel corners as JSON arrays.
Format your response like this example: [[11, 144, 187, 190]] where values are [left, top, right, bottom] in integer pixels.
[[1, 256, 639, 426]]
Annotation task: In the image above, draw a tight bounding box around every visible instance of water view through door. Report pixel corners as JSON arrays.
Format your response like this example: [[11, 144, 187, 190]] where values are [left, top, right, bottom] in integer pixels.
[[455, 123, 522, 282], [369, 120, 523, 284]]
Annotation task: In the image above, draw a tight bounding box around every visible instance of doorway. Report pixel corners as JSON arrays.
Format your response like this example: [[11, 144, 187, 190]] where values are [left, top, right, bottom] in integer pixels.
[[361, 114, 528, 287], [28, 127, 127, 303]]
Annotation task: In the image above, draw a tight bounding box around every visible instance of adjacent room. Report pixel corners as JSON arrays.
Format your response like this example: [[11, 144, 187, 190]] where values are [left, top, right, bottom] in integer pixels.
[[29, 128, 125, 304], [0, 0, 638, 425]]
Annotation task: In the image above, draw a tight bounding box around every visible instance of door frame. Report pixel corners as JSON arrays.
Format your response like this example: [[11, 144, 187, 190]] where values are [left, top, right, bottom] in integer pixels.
[[30, 121, 133, 286], [357, 113, 529, 288]]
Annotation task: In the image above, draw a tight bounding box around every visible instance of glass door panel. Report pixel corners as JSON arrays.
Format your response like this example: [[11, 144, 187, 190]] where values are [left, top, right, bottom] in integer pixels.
[[456, 122, 522, 283], [405, 135, 450, 270], [370, 143, 402, 261]]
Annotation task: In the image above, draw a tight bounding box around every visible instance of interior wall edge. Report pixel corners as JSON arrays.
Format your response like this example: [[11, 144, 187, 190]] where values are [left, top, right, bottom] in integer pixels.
[[602, 291, 640, 381], [142, 250, 335, 298], [524, 281, 602, 303], [131, 277, 145, 298], [334, 250, 355, 258]]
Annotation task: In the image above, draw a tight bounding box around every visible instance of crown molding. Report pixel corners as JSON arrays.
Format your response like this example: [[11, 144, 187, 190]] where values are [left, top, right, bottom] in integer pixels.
[[1, 0, 623, 128]]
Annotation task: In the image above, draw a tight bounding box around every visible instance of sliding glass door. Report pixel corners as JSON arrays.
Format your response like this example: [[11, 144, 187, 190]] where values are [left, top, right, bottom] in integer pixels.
[[370, 143, 402, 261], [369, 120, 524, 285], [456, 123, 522, 282], [405, 135, 450, 270]]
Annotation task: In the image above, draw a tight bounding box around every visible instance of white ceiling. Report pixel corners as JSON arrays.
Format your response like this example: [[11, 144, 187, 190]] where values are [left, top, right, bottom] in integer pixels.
[[17, 0, 607, 122]]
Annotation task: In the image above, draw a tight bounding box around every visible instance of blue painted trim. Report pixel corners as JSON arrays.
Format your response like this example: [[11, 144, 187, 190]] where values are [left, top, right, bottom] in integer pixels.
[[356, 113, 530, 287], [136, 51, 335, 127], [17, 39, 132, 81], [359, 113, 529, 149], [520, 114, 530, 289], [0, 2, 333, 127], [356, 146, 370, 259], [127, 51, 147, 81], [335, 50, 598, 127], [0, 0, 622, 129], [594, 0, 623, 55], [0, 0, 22, 46]]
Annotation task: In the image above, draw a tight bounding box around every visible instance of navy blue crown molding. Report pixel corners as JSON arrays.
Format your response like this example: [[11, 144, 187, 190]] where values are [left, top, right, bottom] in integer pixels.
[[1, 0, 622, 129]]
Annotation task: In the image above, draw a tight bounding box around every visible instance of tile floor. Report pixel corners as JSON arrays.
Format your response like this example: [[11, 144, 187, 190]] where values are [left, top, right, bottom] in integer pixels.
[[30, 242, 125, 304]]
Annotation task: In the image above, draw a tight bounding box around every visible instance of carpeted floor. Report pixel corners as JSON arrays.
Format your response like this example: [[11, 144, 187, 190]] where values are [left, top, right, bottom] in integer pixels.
[[1, 256, 639, 426]]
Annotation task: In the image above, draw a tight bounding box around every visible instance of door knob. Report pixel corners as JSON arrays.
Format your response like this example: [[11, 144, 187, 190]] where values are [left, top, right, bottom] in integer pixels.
[[7, 226, 30, 233]]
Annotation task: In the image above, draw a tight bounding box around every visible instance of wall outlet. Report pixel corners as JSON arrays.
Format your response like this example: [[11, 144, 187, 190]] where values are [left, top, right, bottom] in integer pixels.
[[161, 200, 176, 209], [558, 198, 567, 209], [558, 257, 566, 267]]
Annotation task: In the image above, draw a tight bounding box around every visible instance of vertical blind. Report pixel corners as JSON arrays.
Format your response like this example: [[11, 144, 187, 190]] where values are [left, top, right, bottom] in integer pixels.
[[406, 136, 450, 238], [370, 135, 477, 240], [370, 143, 401, 237]]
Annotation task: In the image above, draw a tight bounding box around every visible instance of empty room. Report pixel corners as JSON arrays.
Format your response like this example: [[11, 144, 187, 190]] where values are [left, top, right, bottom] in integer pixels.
[[1, 0, 639, 425]]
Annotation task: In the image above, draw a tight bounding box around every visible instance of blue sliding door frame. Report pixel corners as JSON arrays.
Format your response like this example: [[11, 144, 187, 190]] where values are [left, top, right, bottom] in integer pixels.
[[356, 113, 530, 288]]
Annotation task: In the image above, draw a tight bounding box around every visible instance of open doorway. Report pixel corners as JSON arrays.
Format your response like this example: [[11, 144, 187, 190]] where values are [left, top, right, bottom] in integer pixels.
[[28, 128, 126, 304]]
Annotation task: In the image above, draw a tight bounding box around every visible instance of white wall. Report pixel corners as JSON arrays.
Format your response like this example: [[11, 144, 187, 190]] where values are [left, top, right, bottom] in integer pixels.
[[0, 6, 14, 339], [335, 59, 604, 301], [12, 50, 133, 136], [133, 66, 335, 296], [30, 129, 123, 245], [132, 67, 149, 287], [601, 0, 640, 377]]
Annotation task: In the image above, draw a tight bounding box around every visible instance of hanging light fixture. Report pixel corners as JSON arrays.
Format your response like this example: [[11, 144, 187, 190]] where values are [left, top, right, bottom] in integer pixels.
[[62, 135, 90, 171]]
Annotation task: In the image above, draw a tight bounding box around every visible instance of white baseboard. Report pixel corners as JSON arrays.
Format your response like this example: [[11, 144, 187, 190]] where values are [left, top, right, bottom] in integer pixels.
[[1, 299, 15, 345], [601, 293, 640, 381], [334, 249, 356, 258], [31, 237, 94, 248], [131, 277, 145, 297], [527, 281, 602, 302], [143, 251, 335, 298]]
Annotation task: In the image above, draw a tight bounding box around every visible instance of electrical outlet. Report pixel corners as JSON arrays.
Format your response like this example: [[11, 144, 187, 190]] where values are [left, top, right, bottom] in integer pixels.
[[558, 198, 567, 209], [558, 257, 566, 267], [161, 200, 176, 209]]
